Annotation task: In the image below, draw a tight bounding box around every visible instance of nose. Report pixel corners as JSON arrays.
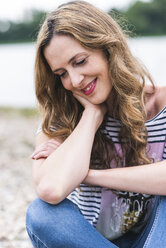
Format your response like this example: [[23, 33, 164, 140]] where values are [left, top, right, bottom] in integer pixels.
[[69, 69, 84, 88]]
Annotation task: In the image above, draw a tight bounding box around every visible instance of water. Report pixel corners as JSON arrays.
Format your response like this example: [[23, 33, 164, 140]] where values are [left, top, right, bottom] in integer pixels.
[[0, 43, 36, 108], [129, 36, 166, 86], [0, 37, 165, 108]]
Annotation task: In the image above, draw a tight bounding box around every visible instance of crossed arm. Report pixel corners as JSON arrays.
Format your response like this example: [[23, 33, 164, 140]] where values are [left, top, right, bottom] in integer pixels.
[[31, 94, 166, 205], [32, 95, 106, 204], [32, 132, 166, 203]]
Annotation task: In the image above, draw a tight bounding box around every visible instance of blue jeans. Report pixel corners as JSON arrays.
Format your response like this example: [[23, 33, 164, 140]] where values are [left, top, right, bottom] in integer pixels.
[[26, 196, 166, 248]]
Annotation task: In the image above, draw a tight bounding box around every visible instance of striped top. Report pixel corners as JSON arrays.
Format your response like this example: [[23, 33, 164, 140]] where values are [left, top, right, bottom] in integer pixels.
[[68, 106, 166, 240]]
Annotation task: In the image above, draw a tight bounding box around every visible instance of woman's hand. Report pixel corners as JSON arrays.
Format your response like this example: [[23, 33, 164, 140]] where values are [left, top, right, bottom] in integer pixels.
[[31, 139, 61, 160], [32, 94, 106, 204], [73, 93, 107, 130]]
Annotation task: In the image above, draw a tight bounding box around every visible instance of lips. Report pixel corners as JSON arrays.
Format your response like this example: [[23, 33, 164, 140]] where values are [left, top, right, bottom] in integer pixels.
[[81, 78, 97, 96]]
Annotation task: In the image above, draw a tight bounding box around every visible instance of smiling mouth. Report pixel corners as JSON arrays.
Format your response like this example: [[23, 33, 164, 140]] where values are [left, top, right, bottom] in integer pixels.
[[81, 78, 97, 95]]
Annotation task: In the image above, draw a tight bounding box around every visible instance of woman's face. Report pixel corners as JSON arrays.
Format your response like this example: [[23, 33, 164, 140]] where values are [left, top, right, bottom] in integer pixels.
[[44, 35, 112, 105]]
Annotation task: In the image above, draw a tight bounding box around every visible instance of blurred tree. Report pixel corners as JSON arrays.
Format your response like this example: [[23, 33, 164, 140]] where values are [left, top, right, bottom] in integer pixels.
[[0, 9, 46, 43], [116, 0, 166, 36], [0, 0, 166, 43]]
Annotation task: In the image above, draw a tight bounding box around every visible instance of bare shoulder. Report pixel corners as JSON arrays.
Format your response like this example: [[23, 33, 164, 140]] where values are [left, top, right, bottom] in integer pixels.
[[144, 85, 166, 120], [154, 85, 166, 110]]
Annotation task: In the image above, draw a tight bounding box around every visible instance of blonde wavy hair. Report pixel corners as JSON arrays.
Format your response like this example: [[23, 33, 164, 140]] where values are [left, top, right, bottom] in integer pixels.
[[35, 0, 154, 168]]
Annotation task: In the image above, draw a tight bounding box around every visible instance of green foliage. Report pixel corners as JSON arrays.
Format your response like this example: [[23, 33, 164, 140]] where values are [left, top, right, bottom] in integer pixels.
[[0, 0, 166, 43], [115, 0, 166, 36], [0, 9, 46, 43], [108, 8, 136, 37]]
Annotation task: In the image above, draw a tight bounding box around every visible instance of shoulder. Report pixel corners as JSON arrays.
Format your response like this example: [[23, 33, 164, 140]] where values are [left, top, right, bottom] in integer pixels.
[[144, 85, 166, 120], [155, 85, 166, 109]]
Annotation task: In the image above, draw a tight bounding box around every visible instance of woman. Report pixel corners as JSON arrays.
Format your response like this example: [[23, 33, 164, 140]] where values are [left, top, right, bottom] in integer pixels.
[[26, 1, 166, 247]]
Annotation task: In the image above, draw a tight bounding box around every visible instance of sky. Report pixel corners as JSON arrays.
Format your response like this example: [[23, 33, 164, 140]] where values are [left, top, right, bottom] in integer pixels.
[[0, 0, 150, 21]]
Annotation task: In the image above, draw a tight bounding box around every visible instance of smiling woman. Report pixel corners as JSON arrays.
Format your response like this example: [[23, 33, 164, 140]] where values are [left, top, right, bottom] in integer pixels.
[[26, 1, 166, 248], [43, 35, 112, 104]]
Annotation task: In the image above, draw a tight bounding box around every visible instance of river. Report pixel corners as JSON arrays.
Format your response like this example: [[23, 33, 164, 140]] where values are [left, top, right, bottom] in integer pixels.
[[0, 36, 165, 108]]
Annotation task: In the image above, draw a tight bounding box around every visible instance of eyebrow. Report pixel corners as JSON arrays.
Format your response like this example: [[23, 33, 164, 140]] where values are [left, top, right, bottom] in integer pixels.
[[53, 53, 86, 73]]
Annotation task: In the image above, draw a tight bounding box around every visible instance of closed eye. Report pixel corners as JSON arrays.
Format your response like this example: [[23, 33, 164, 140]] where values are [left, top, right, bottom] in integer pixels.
[[75, 58, 86, 66], [56, 57, 88, 78], [58, 71, 67, 78]]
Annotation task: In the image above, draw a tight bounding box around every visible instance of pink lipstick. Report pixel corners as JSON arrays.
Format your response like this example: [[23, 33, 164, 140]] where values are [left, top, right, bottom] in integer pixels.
[[81, 78, 97, 96]]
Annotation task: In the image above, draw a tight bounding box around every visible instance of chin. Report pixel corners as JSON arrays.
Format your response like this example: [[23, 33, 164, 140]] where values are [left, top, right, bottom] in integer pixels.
[[90, 98, 106, 105]]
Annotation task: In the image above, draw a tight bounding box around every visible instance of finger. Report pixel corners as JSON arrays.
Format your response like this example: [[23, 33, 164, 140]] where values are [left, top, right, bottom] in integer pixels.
[[31, 147, 48, 158], [73, 93, 91, 107], [48, 139, 61, 145], [48, 144, 59, 151], [31, 140, 60, 155], [32, 151, 50, 160], [31, 139, 61, 159], [31, 145, 59, 159]]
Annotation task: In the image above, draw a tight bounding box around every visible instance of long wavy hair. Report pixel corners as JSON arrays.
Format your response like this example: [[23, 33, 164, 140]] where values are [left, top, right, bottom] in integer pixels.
[[35, 1, 154, 169]]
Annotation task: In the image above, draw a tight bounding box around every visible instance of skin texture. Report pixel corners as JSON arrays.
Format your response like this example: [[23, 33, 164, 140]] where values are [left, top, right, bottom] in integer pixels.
[[44, 35, 112, 105], [32, 35, 166, 204]]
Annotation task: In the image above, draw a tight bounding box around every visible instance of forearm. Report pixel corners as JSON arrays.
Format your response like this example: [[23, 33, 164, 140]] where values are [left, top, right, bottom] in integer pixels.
[[85, 160, 166, 195], [34, 109, 100, 204]]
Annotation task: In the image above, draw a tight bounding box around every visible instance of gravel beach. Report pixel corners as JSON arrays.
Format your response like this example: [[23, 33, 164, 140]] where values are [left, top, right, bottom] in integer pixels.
[[0, 108, 40, 248]]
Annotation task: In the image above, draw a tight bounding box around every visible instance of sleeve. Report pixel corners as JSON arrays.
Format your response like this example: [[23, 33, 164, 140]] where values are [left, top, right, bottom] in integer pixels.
[[36, 123, 56, 135], [36, 123, 42, 135]]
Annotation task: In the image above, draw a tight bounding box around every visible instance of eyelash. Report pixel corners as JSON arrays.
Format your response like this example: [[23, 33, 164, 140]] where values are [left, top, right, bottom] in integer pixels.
[[58, 58, 87, 78], [59, 72, 66, 78], [76, 58, 86, 65]]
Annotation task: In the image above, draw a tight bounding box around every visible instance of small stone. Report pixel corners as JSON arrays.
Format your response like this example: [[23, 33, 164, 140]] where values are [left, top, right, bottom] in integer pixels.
[[0, 110, 38, 247]]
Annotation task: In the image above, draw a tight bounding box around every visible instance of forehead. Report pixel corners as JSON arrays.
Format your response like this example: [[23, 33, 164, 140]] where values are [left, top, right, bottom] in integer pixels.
[[43, 35, 88, 69]]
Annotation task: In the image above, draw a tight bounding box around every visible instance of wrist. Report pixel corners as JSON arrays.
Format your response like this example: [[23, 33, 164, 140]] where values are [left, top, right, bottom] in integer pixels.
[[84, 169, 101, 185], [83, 108, 104, 131]]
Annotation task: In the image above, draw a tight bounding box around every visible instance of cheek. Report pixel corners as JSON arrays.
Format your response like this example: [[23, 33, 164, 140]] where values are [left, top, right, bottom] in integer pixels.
[[61, 79, 73, 91], [103, 65, 110, 81]]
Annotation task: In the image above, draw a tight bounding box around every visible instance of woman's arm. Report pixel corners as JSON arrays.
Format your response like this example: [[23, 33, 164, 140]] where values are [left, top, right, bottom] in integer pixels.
[[84, 160, 166, 195], [82, 86, 166, 195], [32, 98, 106, 205]]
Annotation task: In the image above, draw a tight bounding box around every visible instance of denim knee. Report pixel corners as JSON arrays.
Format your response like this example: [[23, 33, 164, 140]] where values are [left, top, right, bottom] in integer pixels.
[[26, 198, 48, 233], [26, 198, 119, 248], [26, 198, 83, 247], [26, 198, 78, 233]]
